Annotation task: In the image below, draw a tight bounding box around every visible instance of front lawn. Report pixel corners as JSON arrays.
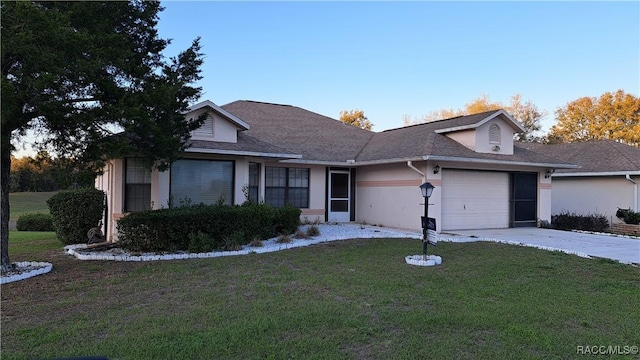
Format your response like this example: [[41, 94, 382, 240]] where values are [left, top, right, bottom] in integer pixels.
[[2, 233, 639, 359]]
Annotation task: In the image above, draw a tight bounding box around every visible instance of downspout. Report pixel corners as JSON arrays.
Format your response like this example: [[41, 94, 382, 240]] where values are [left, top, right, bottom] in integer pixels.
[[407, 161, 426, 182], [626, 174, 638, 212]]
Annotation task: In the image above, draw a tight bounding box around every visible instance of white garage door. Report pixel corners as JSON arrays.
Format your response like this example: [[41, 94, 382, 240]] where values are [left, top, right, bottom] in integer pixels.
[[441, 170, 510, 230]]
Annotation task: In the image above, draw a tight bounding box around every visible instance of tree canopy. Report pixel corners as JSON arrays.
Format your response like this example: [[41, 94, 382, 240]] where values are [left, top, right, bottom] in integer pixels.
[[403, 94, 545, 142], [547, 90, 640, 145], [339, 109, 373, 130], [1, 1, 206, 272]]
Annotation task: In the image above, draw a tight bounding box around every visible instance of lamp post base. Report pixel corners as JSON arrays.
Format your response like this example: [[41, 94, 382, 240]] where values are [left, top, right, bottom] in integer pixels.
[[405, 254, 442, 267]]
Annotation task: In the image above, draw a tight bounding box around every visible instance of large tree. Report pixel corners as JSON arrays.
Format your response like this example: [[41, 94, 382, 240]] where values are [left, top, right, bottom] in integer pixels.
[[547, 90, 640, 145], [339, 109, 373, 130], [1, 1, 206, 272], [403, 94, 545, 142]]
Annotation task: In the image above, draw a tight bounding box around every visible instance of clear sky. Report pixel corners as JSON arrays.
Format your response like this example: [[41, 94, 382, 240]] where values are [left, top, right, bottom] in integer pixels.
[[11, 0, 640, 157], [156, 0, 639, 133]]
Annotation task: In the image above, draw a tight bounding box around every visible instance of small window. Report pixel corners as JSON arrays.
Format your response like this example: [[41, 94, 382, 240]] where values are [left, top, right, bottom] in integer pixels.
[[248, 162, 260, 203], [265, 167, 309, 208], [489, 124, 501, 144], [124, 158, 151, 212]]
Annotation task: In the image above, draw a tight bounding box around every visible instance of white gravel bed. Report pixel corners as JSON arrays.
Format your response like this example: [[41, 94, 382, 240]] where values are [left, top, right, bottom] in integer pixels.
[[65, 224, 422, 262], [1, 261, 53, 284]]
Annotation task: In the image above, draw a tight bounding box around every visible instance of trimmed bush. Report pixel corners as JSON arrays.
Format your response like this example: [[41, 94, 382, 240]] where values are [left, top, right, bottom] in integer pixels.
[[16, 213, 55, 232], [276, 204, 301, 235], [117, 203, 302, 253], [47, 188, 105, 244], [616, 208, 640, 225], [551, 211, 609, 232]]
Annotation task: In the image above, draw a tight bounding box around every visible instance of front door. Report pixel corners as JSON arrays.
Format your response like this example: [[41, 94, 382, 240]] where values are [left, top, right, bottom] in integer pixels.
[[511, 172, 538, 227], [328, 170, 350, 222]]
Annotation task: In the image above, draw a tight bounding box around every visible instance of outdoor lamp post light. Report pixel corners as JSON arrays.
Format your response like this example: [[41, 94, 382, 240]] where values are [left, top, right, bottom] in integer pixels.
[[419, 182, 435, 260]]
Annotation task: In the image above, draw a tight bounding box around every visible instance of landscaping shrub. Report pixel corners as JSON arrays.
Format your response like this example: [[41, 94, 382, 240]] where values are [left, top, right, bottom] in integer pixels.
[[275, 204, 301, 234], [551, 211, 609, 232], [306, 225, 320, 237], [16, 213, 55, 232], [616, 208, 640, 225], [117, 203, 302, 252], [46, 188, 105, 244], [187, 231, 217, 253]]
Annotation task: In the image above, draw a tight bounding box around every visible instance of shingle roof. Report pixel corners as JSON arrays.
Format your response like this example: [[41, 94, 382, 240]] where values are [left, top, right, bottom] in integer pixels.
[[188, 132, 300, 159], [355, 119, 567, 165], [210, 100, 573, 168], [518, 140, 640, 173], [221, 100, 374, 162]]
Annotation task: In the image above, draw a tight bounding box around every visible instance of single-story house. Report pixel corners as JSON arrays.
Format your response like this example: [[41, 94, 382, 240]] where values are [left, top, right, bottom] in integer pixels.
[[95, 100, 577, 241], [519, 141, 640, 225]]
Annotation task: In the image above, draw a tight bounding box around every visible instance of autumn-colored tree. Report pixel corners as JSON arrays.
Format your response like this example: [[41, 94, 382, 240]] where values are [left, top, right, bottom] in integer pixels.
[[339, 109, 373, 130], [548, 90, 640, 145], [403, 94, 545, 142]]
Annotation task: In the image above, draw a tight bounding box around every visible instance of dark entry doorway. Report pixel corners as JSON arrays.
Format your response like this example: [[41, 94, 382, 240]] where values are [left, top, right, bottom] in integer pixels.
[[511, 172, 537, 227]]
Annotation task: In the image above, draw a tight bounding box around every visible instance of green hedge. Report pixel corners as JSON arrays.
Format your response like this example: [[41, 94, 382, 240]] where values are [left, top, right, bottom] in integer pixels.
[[551, 211, 609, 232], [47, 188, 105, 244], [16, 213, 55, 232], [117, 203, 301, 252], [616, 208, 640, 225]]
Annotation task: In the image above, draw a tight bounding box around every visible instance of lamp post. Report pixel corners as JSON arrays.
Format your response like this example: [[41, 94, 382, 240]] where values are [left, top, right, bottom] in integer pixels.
[[419, 182, 435, 260]]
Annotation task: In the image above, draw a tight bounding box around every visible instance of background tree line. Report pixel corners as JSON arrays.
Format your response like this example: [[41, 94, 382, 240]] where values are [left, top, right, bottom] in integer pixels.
[[10, 151, 95, 192], [341, 89, 639, 146]]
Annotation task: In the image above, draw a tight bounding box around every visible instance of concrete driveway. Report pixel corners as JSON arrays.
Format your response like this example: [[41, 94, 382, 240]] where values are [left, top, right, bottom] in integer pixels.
[[440, 228, 640, 265]]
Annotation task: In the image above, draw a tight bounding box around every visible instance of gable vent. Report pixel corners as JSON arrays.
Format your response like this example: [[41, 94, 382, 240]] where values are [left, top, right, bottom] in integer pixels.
[[489, 124, 501, 144], [194, 117, 213, 137]]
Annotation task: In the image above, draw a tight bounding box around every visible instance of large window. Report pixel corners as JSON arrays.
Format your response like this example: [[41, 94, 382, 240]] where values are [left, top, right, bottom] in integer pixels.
[[171, 159, 234, 206], [248, 162, 260, 203], [265, 167, 309, 208], [125, 158, 151, 212]]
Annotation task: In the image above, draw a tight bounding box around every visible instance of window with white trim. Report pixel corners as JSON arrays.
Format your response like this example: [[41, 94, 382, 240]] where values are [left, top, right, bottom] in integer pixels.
[[170, 159, 234, 206], [489, 124, 501, 144], [124, 158, 151, 212], [265, 167, 309, 208]]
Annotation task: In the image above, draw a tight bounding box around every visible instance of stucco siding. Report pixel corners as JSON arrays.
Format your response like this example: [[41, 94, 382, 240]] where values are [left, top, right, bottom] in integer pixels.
[[551, 176, 638, 225], [356, 163, 427, 231]]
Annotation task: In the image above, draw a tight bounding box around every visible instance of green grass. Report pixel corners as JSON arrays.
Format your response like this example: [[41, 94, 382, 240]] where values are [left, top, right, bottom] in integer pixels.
[[8, 191, 58, 221], [2, 234, 639, 360]]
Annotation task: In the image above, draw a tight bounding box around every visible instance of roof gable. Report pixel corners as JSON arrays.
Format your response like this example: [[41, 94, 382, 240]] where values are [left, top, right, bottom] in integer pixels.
[[187, 100, 250, 130], [432, 109, 526, 134]]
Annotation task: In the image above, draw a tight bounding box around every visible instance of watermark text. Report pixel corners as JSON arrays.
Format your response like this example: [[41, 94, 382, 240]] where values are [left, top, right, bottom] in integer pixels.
[[577, 345, 638, 355]]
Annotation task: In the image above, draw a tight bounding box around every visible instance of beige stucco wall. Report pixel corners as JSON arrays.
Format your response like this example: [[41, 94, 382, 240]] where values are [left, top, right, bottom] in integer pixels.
[[551, 175, 639, 225], [538, 172, 552, 225], [445, 130, 476, 151], [356, 162, 440, 231]]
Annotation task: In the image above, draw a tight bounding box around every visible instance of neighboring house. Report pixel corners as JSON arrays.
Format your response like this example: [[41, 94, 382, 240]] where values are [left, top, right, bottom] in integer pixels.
[[95, 100, 577, 240], [519, 141, 640, 225]]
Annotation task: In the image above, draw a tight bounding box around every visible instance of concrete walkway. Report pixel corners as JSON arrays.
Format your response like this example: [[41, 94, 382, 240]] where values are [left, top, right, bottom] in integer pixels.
[[441, 228, 640, 265]]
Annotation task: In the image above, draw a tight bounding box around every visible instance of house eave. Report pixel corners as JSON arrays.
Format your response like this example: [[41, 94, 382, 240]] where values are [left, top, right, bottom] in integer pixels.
[[434, 110, 526, 134], [423, 155, 579, 169], [186, 100, 251, 130], [184, 147, 301, 160], [281, 157, 425, 167], [553, 171, 640, 177]]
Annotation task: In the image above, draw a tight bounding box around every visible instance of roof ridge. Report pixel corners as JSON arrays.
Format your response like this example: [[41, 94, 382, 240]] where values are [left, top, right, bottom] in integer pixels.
[[239, 100, 294, 107], [381, 109, 504, 133]]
